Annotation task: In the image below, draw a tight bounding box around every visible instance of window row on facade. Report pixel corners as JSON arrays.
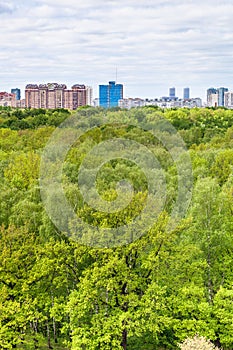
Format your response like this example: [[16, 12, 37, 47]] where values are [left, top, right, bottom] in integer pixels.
[[25, 83, 92, 109]]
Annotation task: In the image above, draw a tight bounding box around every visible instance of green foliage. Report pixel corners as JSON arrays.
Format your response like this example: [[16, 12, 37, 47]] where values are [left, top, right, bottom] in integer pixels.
[[0, 106, 232, 348]]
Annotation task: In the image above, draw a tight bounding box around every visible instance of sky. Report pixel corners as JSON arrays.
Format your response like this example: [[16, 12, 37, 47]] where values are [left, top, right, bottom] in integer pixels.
[[1, 0, 233, 101]]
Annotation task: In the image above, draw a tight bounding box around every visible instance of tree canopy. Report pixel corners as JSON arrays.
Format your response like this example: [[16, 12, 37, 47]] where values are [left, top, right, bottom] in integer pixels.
[[0, 106, 232, 349]]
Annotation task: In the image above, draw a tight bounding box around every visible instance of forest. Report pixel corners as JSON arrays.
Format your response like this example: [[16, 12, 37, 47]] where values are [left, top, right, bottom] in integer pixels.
[[0, 105, 233, 349]]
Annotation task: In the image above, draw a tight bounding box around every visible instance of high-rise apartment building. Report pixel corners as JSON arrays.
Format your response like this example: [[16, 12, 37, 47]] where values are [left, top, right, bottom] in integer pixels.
[[72, 84, 87, 107], [183, 87, 190, 99], [99, 81, 123, 108], [11, 88, 21, 100], [207, 88, 218, 107], [86, 86, 93, 106], [25, 84, 40, 108], [207, 87, 229, 107], [218, 87, 228, 107], [25, 83, 89, 109], [224, 91, 233, 109]]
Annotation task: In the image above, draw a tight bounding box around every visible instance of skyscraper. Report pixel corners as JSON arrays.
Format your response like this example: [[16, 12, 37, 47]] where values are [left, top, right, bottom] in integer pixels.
[[217, 87, 228, 107], [169, 87, 176, 99], [183, 87, 190, 100], [99, 81, 123, 108]]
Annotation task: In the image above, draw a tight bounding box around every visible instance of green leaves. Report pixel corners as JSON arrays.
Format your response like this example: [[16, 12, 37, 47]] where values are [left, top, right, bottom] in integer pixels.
[[0, 106, 233, 348]]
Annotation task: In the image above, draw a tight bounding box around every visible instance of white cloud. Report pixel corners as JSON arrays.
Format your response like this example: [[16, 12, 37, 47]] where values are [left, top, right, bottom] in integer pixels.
[[0, 0, 233, 100], [0, 1, 16, 14]]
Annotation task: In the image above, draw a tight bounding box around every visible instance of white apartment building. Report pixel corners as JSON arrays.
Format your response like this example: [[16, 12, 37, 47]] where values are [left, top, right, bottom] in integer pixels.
[[224, 91, 233, 109], [118, 98, 145, 109], [86, 86, 93, 106], [207, 93, 218, 107]]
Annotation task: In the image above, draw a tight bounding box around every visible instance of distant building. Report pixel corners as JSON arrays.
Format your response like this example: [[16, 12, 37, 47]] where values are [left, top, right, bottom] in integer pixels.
[[183, 87, 190, 99], [11, 88, 21, 100], [93, 98, 99, 107], [71, 84, 87, 107], [86, 86, 93, 106], [16, 99, 25, 108], [118, 98, 145, 109], [224, 91, 233, 109], [99, 81, 123, 108], [25, 83, 90, 109], [182, 98, 202, 108], [117, 96, 202, 110], [0, 92, 16, 107], [207, 88, 218, 107], [218, 87, 228, 107], [169, 87, 176, 99], [161, 96, 171, 102]]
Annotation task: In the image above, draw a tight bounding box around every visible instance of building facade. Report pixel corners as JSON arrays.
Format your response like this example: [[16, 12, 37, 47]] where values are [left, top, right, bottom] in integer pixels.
[[118, 98, 145, 109], [0, 92, 16, 107], [86, 86, 93, 106], [118, 97, 202, 109], [99, 81, 123, 108], [224, 91, 233, 109], [169, 87, 176, 99], [207, 88, 218, 107], [25, 83, 90, 109], [183, 87, 190, 99], [218, 87, 228, 107], [11, 88, 21, 100]]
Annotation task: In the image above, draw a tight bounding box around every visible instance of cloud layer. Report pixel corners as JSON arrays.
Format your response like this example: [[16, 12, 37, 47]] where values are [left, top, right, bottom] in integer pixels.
[[1, 0, 233, 100]]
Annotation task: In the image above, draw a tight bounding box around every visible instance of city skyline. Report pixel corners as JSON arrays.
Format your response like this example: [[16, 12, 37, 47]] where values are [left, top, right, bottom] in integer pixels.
[[2, 81, 233, 108], [1, 1, 233, 101], [2, 82, 233, 105]]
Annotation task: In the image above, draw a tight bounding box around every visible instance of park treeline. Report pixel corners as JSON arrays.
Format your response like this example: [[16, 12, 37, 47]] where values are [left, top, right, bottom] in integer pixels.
[[0, 106, 233, 349]]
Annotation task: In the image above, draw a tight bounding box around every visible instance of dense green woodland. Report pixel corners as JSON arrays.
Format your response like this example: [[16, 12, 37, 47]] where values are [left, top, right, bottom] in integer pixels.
[[0, 105, 233, 349]]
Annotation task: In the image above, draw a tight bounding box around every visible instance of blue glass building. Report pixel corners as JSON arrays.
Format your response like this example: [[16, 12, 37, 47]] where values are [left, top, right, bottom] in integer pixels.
[[99, 81, 123, 108], [218, 87, 228, 107], [11, 88, 21, 100], [169, 87, 176, 100], [183, 87, 190, 99]]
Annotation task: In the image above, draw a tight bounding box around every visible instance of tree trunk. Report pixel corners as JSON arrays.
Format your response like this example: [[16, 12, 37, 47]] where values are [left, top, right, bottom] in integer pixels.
[[121, 328, 127, 350], [53, 317, 58, 344], [47, 319, 52, 349]]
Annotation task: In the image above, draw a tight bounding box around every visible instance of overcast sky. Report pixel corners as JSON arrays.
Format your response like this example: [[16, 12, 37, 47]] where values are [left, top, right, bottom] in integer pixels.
[[1, 0, 233, 101]]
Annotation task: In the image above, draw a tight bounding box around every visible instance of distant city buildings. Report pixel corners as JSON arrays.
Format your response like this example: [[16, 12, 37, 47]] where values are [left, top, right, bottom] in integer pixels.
[[0, 88, 23, 107], [207, 88, 218, 107], [118, 96, 202, 109], [169, 87, 176, 100], [183, 87, 190, 100], [25, 83, 92, 109], [224, 91, 233, 109], [92, 98, 99, 107], [2, 82, 233, 110], [218, 87, 228, 107], [206, 86, 231, 108], [118, 98, 145, 109], [86, 86, 93, 106], [99, 81, 123, 108], [11, 88, 21, 100], [0, 92, 16, 107]]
